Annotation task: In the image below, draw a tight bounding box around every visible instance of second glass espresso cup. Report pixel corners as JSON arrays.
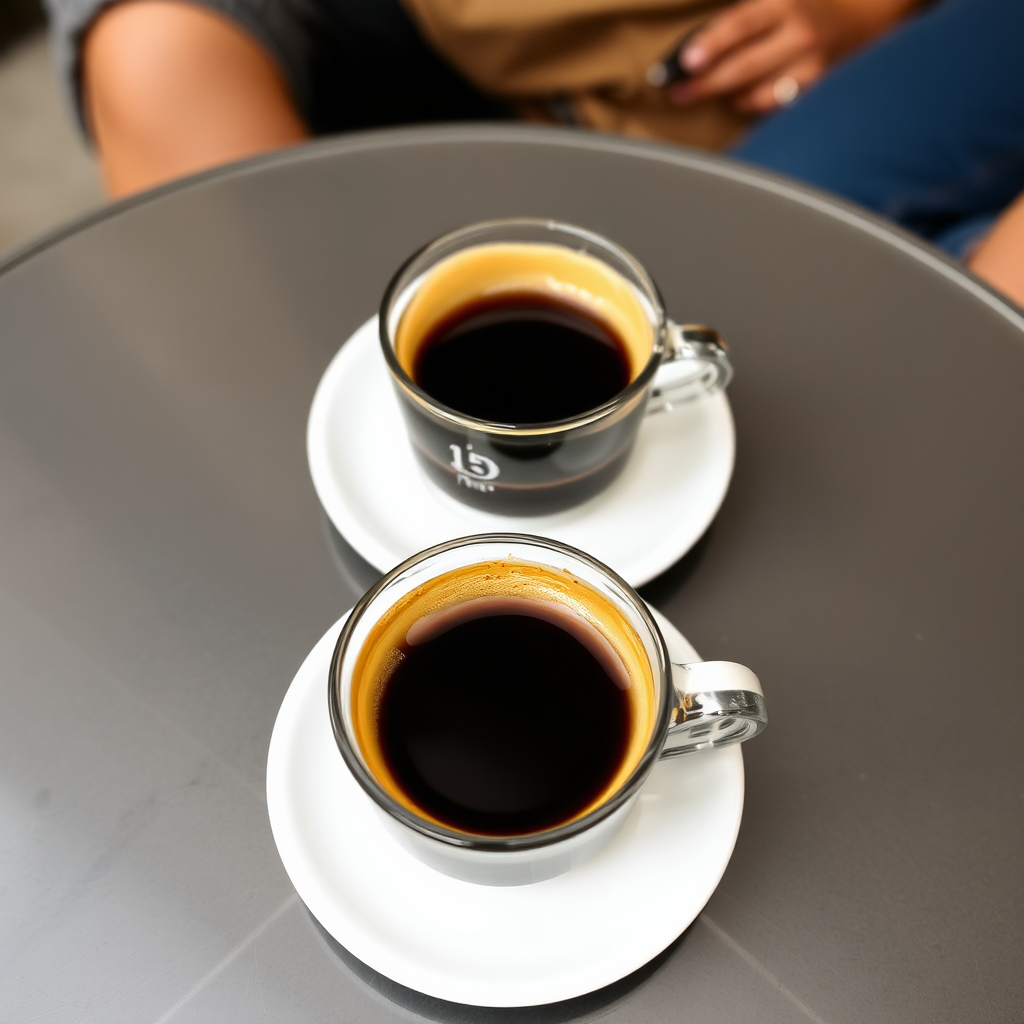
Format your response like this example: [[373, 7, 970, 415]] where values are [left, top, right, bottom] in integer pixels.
[[329, 534, 767, 886], [380, 219, 732, 516]]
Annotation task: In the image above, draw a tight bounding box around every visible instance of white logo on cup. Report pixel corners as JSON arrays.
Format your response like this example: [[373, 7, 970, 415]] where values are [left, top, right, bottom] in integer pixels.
[[449, 444, 499, 492]]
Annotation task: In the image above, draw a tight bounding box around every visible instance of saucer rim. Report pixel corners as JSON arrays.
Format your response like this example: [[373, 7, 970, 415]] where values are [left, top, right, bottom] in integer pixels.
[[307, 316, 734, 587]]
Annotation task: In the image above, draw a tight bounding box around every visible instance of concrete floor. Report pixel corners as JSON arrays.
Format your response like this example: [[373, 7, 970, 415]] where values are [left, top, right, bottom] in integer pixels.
[[0, 31, 106, 259]]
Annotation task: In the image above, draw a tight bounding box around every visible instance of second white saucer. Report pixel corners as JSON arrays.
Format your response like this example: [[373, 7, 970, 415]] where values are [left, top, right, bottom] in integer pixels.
[[266, 607, 744, 1007], [307, 317, 735, 587]]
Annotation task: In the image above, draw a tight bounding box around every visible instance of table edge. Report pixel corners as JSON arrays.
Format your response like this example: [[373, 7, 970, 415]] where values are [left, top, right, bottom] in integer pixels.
[[2, 123, 1022, 336]]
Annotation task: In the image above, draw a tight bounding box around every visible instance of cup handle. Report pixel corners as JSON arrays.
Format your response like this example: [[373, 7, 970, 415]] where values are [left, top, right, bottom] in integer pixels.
[[647, 323, 733, 414], [661, 661, 767, 758]]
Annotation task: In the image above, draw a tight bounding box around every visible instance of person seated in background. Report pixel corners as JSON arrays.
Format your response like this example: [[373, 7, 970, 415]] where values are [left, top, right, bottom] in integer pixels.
[[47, 0, 1020, 306], [49, 0, 919, 196]]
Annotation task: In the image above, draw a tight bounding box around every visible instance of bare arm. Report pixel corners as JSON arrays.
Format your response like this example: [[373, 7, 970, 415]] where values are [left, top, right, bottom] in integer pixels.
[[83, 0, 308, 197], [969, 191, 1024, 309]]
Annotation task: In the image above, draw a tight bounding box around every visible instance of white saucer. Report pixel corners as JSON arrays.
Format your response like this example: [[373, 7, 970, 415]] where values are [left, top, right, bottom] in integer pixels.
[[307, 317, 735, 587], [266, 608, 744, 1007]]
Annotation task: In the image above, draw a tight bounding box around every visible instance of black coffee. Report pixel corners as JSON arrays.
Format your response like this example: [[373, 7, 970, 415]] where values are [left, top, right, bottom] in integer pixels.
[[377, 606, 632, 835], [413, 294, 632, 424]]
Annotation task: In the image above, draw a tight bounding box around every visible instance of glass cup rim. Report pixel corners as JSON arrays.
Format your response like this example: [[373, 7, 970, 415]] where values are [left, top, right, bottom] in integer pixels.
[[378, 218, 670, 438], [328, 533, 674, 852]]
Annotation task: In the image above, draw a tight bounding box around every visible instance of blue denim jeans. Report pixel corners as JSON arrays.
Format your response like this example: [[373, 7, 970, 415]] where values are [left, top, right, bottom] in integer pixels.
[[731, 0, 1024, 258]]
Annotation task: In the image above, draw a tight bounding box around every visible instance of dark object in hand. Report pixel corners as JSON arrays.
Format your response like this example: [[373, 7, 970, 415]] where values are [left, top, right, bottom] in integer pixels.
[[646, 26, 705, 88]]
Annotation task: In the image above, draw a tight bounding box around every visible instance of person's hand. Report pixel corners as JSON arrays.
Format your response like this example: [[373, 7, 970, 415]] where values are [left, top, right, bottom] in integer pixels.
[[669, 0, 915, 114]]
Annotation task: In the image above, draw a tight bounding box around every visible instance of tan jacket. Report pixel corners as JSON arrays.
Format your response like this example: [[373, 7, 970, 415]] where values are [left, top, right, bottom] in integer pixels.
[[400, 0, 749, 150]]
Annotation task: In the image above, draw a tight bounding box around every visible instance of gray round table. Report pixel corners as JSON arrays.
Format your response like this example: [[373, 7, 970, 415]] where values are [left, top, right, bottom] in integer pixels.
[[1, 125, 1022, 1023]]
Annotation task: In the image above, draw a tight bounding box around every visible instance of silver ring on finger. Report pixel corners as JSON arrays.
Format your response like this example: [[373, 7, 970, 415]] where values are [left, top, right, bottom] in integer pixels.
[[772, 76, 800, 107]]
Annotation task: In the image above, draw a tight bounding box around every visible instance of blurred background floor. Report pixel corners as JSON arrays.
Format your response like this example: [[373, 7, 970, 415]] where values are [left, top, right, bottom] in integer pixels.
[[0, 30, 106, 258]]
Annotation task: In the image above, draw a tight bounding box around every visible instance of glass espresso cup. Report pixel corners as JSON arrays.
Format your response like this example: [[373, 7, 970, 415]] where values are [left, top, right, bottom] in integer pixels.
[[380, 219, 732, 516], [329, 534, 766, 886]]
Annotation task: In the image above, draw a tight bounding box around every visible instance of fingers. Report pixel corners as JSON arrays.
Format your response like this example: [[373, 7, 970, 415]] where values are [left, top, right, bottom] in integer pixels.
[[731, 55, 825, 113], [680, 0, 784, 75], [671, 11, 818, 106]]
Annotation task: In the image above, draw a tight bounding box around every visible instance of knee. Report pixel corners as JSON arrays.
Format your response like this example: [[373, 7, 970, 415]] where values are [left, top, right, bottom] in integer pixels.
[[82, 0, 306, 194], [83, 2, 224, 139], [83, 0, 304, 145]]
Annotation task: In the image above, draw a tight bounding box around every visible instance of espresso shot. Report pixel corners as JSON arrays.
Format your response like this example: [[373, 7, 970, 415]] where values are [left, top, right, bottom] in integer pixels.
[[377, 605, 633, 836], [381, 233, 661, 515], [344, 556, 659, 841], [413, 293, 633, 425], [328, 536, 765, 888]]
